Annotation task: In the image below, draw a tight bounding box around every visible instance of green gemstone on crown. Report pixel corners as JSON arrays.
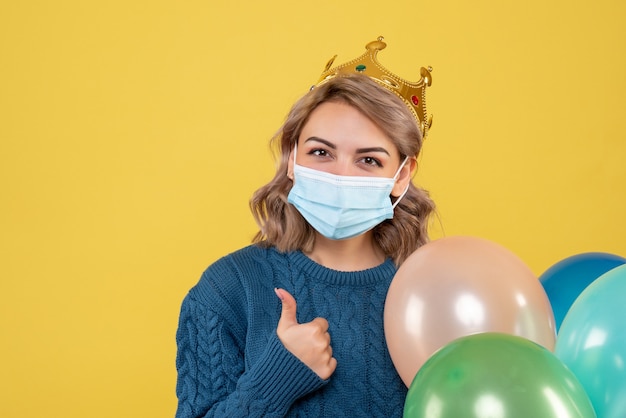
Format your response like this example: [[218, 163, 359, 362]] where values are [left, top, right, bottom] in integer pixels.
[[355, 64, 366, 72]]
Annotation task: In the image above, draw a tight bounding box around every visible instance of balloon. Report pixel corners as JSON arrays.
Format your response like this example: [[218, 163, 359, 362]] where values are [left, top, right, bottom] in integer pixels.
[[539, 252, 626, 331], [404, 333, 596, 418], [555, 264, 626, 418], [384, 236, 556, 387]]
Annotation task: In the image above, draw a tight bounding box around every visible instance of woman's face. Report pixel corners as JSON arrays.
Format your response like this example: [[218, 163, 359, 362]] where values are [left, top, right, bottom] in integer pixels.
[[292, 101, 403, 178], [288, 100, 413, 198]]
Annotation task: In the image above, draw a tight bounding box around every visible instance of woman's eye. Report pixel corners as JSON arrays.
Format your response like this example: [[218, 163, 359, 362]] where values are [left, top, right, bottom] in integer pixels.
[[310, 149, 328, 157], [362, 156, 382, 167]]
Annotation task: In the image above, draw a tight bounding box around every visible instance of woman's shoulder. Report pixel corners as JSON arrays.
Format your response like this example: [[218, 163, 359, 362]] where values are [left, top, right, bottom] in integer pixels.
[[189, 244, 287, 304], [208, 243, 286, 275], [221, 243, 278, 264]]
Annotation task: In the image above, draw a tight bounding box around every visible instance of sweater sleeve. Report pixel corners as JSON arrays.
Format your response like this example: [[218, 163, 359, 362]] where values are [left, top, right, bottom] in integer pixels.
[[175, 289, 327, 418]]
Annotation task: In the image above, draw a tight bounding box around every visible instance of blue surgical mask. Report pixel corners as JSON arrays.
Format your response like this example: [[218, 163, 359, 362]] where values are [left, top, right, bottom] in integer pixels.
[[287, 145, 409, 240]]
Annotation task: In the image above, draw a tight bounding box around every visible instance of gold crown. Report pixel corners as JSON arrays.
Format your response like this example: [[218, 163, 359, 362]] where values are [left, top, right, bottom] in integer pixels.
[[315, 36, 433, 138]]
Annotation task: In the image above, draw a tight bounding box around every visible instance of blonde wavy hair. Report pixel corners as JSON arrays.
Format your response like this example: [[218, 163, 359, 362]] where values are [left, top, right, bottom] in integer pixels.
[[250, 74, 435, 265]]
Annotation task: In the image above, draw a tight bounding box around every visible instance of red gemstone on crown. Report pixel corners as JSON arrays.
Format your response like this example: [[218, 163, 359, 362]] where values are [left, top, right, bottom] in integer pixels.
[[411, 95, 419, 106]]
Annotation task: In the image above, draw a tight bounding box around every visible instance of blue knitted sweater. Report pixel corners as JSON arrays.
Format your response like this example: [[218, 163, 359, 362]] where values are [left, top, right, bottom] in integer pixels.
[[175, 245, 407, 417]]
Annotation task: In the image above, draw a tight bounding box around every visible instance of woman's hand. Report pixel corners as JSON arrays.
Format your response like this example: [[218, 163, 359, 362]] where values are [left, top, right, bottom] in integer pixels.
[[275, 288, 337, 380]]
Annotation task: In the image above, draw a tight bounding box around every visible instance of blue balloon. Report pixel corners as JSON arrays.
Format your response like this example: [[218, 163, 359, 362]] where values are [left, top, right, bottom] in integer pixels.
[[539, 252, 625, 331], [555, 264, 626, 418]]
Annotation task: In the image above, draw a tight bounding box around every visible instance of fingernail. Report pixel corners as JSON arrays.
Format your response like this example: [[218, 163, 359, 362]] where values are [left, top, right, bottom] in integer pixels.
[[274, 288, 284, 301]]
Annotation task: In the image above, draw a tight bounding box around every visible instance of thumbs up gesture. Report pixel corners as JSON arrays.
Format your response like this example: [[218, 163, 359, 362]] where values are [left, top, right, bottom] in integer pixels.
[[275, 288, 337, 380]]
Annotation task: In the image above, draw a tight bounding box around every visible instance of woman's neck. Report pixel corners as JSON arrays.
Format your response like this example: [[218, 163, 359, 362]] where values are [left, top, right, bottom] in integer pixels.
[[305, 232, 386, 271]]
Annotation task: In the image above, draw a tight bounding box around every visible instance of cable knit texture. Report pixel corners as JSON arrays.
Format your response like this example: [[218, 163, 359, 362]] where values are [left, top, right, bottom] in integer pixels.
[[175, 244, 407, 417]]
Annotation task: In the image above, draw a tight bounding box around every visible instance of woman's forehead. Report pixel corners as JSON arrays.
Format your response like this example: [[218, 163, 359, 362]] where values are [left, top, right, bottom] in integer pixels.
[[299, 101, 396, 150]]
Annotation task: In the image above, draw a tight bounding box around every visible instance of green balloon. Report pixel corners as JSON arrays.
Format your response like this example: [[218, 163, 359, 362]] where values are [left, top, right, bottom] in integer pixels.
[[404, 333, 595, 418]]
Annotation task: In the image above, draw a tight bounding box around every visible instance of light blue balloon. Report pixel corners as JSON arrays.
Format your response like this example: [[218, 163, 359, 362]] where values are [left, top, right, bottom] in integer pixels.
[[539, 252, 625, 331], [555, 264, 626, 418]]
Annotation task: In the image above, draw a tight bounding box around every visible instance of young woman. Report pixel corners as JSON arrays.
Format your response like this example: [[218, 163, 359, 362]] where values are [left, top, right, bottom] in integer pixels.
[[175, 72, 435, 417]]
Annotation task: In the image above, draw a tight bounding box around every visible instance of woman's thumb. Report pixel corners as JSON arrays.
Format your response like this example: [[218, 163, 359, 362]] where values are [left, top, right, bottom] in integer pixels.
[[275, 288, 298, 328]]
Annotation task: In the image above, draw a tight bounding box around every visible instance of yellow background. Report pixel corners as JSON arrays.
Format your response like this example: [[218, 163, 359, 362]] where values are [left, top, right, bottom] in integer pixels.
[[1, 0, 624, 416]]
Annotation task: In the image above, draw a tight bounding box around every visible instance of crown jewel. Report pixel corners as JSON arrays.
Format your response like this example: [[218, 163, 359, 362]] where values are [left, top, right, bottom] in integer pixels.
[[315, 36, 433, 138]]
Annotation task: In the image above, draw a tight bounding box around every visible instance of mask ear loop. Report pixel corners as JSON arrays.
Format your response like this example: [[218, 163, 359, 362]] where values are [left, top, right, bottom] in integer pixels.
[[391, 156, 410, 209], [293, 143, 298, 162], [287, 143, 298, 179], [392, 156, 409, 180]]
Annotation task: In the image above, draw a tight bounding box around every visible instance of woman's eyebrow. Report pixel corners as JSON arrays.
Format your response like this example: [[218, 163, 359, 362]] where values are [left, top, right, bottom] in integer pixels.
[[355, 146, 390, 156], [304, 137, 391, 156], [304, 137, 336, 149]]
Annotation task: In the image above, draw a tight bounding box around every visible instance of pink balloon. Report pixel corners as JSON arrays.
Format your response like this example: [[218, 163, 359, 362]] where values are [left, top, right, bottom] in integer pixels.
[[384, 236, 556, 387]]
